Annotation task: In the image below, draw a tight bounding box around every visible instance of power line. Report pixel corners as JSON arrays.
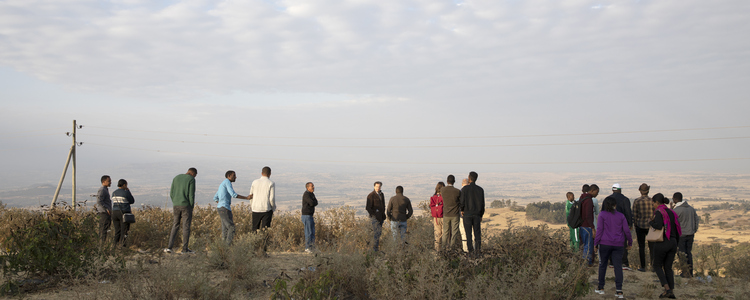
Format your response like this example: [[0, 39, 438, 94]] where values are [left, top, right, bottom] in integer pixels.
[[0, 128, 62, 136], [83, 133, 750, 148], [2, 133, 64, 139], [83, 124, 750, 140], [85, 142, 750, 165]]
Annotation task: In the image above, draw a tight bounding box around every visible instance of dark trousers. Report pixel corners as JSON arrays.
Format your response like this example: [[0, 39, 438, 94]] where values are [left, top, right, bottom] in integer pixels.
[[598, 244, 624, 291], [218, 208, 235, 245], [608, 237, 630, 268], [463, 215, 482, 253], [112, 210, 130, 247], [653, 238, 677, 290], [168, 206, 193, 251], [252, 211, 274, 231], [371, 217, 384, 251], [98, 212, 111, 242], [635, 227, 649, 269], [678, 234, 695, 277]]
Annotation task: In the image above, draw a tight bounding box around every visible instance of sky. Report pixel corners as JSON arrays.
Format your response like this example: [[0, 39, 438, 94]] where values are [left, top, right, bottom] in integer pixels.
[[1, 0, 750, 191]]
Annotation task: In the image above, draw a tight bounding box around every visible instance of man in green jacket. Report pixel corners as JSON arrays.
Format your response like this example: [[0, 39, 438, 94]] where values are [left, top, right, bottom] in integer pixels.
[[165, 168, 197, 254]]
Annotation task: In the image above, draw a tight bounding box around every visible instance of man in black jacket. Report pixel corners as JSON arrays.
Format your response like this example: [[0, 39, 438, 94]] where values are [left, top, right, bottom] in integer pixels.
[[460, 171, 485, 254], [608, 183, 634, 270], [302, 182, 318, 253], [366, 181, 386, 252]]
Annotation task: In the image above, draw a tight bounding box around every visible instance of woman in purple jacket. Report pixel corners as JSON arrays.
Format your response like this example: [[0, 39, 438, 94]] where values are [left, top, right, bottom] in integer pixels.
[[594, 197, 633, 299]]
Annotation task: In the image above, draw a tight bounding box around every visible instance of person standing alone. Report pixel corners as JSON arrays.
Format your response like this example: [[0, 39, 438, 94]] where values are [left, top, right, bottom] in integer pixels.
[[165, 168, 197, 254], [301, 182, 318, 253], [459, 171, 485, 254], [96, 175, 112, 242]]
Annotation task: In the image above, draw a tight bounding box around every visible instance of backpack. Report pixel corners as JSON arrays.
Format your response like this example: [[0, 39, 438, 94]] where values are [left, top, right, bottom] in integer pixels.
[[567, 200, 584, 228]]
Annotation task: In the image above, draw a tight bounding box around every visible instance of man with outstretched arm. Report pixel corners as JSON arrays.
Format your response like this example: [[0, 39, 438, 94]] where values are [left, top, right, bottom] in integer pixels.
[[214, 170, 250, 245]]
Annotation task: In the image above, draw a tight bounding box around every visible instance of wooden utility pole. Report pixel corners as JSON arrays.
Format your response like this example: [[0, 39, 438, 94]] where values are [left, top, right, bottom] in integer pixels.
[[52, 120, 80, 208]]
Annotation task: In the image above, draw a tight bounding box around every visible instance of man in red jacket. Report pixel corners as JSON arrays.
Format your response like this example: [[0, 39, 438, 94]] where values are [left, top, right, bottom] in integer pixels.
[[580, 184, 599, 266]]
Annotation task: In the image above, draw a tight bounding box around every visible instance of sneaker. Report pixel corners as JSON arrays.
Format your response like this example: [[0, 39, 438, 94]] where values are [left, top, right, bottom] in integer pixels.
[[594, 289, 605, 295], [637, 268, 646, 272], [616, 291, 624, 298], [182, 249, 195, 254], [609, 265, 614, 268], [163, 248, 172, 254], [304, 248, 313, 254], [622, 266, 632, 271]]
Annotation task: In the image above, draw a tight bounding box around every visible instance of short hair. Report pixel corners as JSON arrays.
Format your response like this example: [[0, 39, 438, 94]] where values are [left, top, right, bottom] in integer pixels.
[[582, 184, 590, 193], [395, 186, 403, 194], [117, 179, 127, 188], [673, 192, 683, 201], [374, 181, 382, 187], [262, 166, 271, 176], [188, 167, 198, 175], [435, 182, 445, 195], [101, 175, 110, 183], [306, 182, 314, 188], [225, 170, 235, 178], [566, 191, 574, 198], [589, 184, 600, 192], [602, 197, 617, 213], [468, 171, 478, 182], [447, 175, 455, 185], [653, 193, 669, 205]]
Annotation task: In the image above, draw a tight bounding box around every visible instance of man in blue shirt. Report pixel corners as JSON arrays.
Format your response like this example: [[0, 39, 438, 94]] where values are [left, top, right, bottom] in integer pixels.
[[214, 170, 250, 245]]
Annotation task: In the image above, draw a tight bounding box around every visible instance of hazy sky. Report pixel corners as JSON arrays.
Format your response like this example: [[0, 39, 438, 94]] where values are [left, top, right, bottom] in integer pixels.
[[1, 0, 750, 189]]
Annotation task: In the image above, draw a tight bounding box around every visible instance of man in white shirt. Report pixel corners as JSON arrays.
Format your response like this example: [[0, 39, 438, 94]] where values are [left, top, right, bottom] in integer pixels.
[[249, 166, 276, 231]]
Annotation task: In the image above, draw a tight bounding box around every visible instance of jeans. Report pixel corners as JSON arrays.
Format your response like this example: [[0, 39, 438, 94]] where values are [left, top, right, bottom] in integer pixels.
[[635, 226, 649, 269], [390, 221, 407, 242], [168, 206, 193, 251], [442, 216, 461, 250], [98, 212, 111, 242], [112, 210, 130, 247], [463, 215, 482, 253], [654, 238, 677, 290], [301, 215, 315, 250], [252, 211, 274, 231], [218, 207, 235, 245], [580, 227, 594, 265], [598, 244, 624, 290], [371, 217, 383, 251], [678, 234, 694, 277]]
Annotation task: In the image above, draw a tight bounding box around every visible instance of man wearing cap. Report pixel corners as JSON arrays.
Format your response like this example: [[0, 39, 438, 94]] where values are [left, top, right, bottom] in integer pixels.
[[632, 183, 655, 272], [606, 183, 634, 270]]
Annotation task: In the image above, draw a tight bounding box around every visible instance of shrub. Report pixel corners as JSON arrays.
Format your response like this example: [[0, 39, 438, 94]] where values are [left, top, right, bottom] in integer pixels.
[[0, 207, 114, 279]]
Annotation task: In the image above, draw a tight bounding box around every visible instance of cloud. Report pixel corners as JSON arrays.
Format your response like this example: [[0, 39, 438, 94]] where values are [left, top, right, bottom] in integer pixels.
[[0, 0, 743, 104]]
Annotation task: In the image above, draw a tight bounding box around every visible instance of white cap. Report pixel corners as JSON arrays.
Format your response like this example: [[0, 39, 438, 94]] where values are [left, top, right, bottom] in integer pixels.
[[612, 183, 621, 190]]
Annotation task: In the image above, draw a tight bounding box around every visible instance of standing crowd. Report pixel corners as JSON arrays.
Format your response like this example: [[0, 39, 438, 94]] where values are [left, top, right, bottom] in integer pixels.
[[566, 183, 699, 299]]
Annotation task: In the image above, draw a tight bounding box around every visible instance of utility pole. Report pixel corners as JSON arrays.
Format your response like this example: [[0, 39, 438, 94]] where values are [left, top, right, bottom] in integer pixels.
[[52, 120, 82, 208]]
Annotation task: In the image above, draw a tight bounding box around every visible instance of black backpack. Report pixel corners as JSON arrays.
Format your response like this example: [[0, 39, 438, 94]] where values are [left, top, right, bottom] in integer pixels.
[[567, 200, 584, 228]]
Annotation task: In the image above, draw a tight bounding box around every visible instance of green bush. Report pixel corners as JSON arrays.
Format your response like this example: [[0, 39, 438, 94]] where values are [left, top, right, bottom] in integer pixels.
[[0, 208, 112, 279]]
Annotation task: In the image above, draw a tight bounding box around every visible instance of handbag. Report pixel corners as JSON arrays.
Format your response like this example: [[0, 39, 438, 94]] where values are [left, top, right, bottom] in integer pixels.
[[123, 213, 136, 224], [646, 226, 663, 242]]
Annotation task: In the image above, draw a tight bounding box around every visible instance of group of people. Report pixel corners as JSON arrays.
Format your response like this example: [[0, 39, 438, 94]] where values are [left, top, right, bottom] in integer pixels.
[[364, 171, 485, 254], [96, 175, 136, 247], [567, 183, 699, 299]]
